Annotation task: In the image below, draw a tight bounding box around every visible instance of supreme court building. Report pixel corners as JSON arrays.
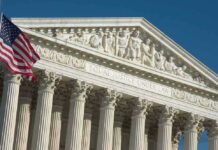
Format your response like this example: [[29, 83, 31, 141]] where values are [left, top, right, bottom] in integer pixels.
[[0, 18, 217, 150]]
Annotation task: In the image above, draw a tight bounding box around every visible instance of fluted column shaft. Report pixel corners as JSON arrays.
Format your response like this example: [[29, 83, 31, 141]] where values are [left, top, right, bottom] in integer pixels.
[[157, 106, 176, 150], [209, 134, 218, 150], [81, 113, 92, 150], [208, 121, 218, 150], [0, 74, 21, 150], [129, 113, 145, 150], [31, 71, 61, 150], [97, 104, 115, 150], [183, 114, 203, 150], [97, 89, 121, 150], [65, 80, 92, 150], [129, 99, 151, 150], [184, 127, 198, 150], [13, 97, 32, 150], [113, 121, 122, 150], [48, 105, 62, 150]]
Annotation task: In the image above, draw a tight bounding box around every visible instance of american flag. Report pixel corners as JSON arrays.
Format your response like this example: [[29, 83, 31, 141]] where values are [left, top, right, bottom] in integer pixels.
[[0, 14, 40, 81]]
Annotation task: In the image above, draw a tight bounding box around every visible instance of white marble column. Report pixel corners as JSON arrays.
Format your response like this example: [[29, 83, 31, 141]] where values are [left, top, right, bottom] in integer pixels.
[[113, 118, 123, 150], [81, 113, 92, 150], [208, 121, 218, 150], [48, 105, 63, 150], [65, 80, 92, 150], [97, 89, 122, 150], [129, 99, 152, 150], [183, 114, 203, 150], [13, 96, 32, 150], [157, 106, 176, 150], [31, 71, 61, 150], [0, 74, 22, 150]]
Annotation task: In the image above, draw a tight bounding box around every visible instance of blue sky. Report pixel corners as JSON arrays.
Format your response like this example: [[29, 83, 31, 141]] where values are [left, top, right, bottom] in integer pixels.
[[1, 0, 217, 149]]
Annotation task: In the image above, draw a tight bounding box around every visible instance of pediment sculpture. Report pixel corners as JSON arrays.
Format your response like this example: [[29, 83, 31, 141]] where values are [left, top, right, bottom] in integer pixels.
[[51, 28, 200, 84]]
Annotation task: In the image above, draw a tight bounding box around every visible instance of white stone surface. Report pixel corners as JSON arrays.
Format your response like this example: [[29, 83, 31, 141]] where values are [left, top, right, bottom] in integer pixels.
[[13, 97, 31, 150], [97, 89, 121, 150], [65, 80, 92, 150], [113, 121, 122, 150], [31, 71, 61, 150], [81, 113, 92, 150], [0, 74, 21, 150], [0, 17, 217, 150], [48, 105, 62, 150], [157, 106, 176, 150]]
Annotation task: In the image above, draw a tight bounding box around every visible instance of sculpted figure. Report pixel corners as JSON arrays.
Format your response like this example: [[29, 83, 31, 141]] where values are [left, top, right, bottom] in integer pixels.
[[116, 31, 130, 58], [141, 39, 151, 64], [176, 65, 192, 79], [154, 49, 166, 70], [89, 31, 104, 49], [127, 30, 142, 62], [103, 32, 115, 55], [193, 75, 205, 84], [141, 41, 156, 67], [67, 32, 77, 43], [164, 56, 177, 74], [75, 31, 86, 45]]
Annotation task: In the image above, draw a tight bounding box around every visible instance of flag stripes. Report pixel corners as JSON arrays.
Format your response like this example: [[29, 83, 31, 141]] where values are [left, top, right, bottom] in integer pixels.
[[0, 14, 40, 81]]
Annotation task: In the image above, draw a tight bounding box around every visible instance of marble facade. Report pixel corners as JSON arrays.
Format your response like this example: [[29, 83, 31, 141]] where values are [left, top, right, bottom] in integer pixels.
[[0, 18, 217, 150]]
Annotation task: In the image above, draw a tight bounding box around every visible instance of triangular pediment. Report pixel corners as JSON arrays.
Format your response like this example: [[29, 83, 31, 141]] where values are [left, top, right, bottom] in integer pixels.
[[11, 17, 218, 93]]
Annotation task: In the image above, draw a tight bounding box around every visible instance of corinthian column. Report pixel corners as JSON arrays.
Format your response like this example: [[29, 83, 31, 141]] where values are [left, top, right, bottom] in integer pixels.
[[157, 106, 177, 150], [31, 71, 61, 150], [97, 89, 122, 150], [183, 114, 203, 150], [113, 117, 123, 150], [0, 73, 22, 150], [208, 121, 218, 150], [65, 80, 92, 150], [129, 99, 152, 150], [48, 105, 63, 150], [13, 82, 32, 150], [81, 113, 92, 150]]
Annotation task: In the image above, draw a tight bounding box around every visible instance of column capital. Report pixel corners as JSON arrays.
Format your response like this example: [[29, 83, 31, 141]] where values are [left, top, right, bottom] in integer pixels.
[[132, 98, 152, 117], [159, 106, 178, 124], [4, 73, 22, 84], [69, 79, 93, 102], [98, 89, 122, 108], [37, 70, 62, 92], [185, 114, 204, 132]]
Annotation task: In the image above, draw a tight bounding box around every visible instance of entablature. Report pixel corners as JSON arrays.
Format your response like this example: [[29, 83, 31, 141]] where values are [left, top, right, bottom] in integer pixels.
[[21, 27, 218, 98]]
